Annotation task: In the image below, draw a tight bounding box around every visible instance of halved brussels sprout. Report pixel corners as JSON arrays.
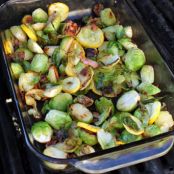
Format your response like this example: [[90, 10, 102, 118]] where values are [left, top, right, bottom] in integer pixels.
[[97, 129, 116, 150], [62, 77, 81, 94], [116, 90, 140, 112], [119, 38, 137, 50], [125, 72, 140, 88], [15, 48, 33, 61], [22, 61, 31, 72], [44, 85, 62, 98], [21, 15, 33, 24], [43, 146, 67, 170], [137, 82, 161, 96], [55, 137, 82, 153], [18, 72, 40, 92], [44, 46, 59, 56], [123, 115, 144, 135], [155, 111, 174, 133], [47, 65, 59, 84], [102, 25, 119, 41], [124, 26, 133, 38], [31, 54, 49, 73], [75, 144, 95, 156], [76, 25, 104, 48], [74, 95, 94, 107], [100, 8, 116, 26], [48, 2, 69, 21], [31, 121, 53, 143], [45, 110, 72, 130], [32, 23, 46, 31], [140, 65, 154, 84], [120, 130, 142, 143], [144, 125, 162, 137], [11, 63, 24, 79], [124, 48, 146, 71], [10, 26, 27, 42], [69, 103, 93, 123], [27, 39, 44, 53], [21, 24, 37, 41], [49, 93, 73, 112], [77, 122, 100, 133], [79, 129, 98, 146], [32, 8, 48, 23]]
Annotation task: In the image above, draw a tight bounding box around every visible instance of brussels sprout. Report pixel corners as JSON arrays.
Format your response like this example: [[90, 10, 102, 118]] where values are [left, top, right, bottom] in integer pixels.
[[144, 125, 162, 137], [59, 64, 66, 75], [79, 129, 98, 146], [75, 144, 95, 156], [11, 63, 24, 79], [27, 39, 44, 53], [76, 25, 104, 48], [124, 48, 146, 71], [44, 13, 61, 33], [120, 130, 142, 143], [124, 26, 133, 38], [47, 65, 59, 84], [32, 8, 48, 23], [74, 95, 94, 107], [31, 121, 53, 143], [49, 93, 73, 112], [10, 26, 27, 42], [119, 38, 137, 50], [116, 90, 140, 112], [32, 23, 46, 31], [100, 8, 116, 26], [125, 72, 140, 88], [18, 72, 40, 92], [21, 24, 37, 41], [115, 25, 125, 39], [15, 48, 33, 61], [62, 77, 81, 94], [45, 110, 72, 130], [31, 54, 48, 73], [97, 129, 116, 150], [70, 103, 93, 123], [140, 65, 154, 84], [43, 85, 62, 98], [137, 82, 161, 96], [22, 61, 31, 72], [155, 111, 174, 133], [43, 146, 67, 170], [55, 137, 82, 153], [44, 46, 59, 56]]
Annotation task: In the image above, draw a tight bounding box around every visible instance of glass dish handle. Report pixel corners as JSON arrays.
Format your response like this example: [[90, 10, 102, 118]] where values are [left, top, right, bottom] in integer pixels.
[[71, 136, 174, 174]]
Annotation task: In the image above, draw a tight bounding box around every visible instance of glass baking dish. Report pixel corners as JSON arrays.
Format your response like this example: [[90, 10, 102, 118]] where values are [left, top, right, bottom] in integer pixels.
[[0, 0, 174, 173]]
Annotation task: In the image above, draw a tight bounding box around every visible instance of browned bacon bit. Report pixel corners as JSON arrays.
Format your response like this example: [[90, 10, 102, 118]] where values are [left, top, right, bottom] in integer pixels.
[[93, 3, 104, 16], [63, 20, 80, 37]]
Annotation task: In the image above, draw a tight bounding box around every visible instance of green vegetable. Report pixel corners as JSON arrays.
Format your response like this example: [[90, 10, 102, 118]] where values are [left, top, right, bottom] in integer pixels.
[[31, 121, 53, 143], [100, 8, 116, 26], [144, 125, 161, 137], [124, 48, 146, 71], [49, 93, 73, 112], [22, 61, 31, 72], [11, 63, 24, 79], [140, 65, 154, 84], [27, 39, 44, 53], [15, 48, 33, 61], [119, 38, 137, 50], [31, 54, 49, 73], [124, 26, 133, 38], [45, 110, 72, 130], [10, 26, 27, 42], [32, 8, 48, 23], [75, 144, 95, 156]]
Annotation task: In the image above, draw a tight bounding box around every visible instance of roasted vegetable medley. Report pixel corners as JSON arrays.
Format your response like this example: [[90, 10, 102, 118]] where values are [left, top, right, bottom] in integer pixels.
[[1, 2, 174, 169]]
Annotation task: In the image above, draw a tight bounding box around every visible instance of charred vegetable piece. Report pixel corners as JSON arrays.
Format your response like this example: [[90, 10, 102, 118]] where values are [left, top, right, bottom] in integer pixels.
[[49, 93, 73, 112], [11, 63, 24, 79], [97, 129, 116, 149], [100, 8, 116, 26], [70, 103, 93, 123], [124, 48, 146, 71], [75, 144, 95, 156], [47, 65, 59, 83], [10, 26, 27, 42], [44, 46, 59, 56], [116, 90, 140, 112], [31, 54, 48, 73], [22, 15, 33, 24], [32, 8, 48, 23], [31, 121, 53, 143], [45, 110, 72, 130], [15, 48, 33, 61], [79, 129, 98, 146], [140, 65, 154, 84], [27, 39, 44, 53], [74, 95, 94, 107], [76, 25, 104, 48]]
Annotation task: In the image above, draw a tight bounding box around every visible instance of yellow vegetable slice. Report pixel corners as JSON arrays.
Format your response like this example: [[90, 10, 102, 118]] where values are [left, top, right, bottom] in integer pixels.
[[76, 25, 104, 48], [62, 77, 80, 94], [21, 24, 37, 41], [77, 122, 100, 133], [65, 62, 76, 77], [48, 2, 69, 22], [116, 141, 125, 145]]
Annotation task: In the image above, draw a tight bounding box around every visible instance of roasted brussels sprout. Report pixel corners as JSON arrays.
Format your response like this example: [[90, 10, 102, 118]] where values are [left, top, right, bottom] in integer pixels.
[[11, 63, 24, 79], [74, 95, 94, 107], [75, 144, 95, 156], [100, 8, 116, 26], [27, 39, 44, 53], [144, 125, 161, 137], [10, 26, 27, 42], [124, 26, 133, 38], [31, 54, 49, 73], [45, 110, 72, 130], [124, 48, 146, 71], [47, 65, 59, 84], [119, 38, 137, 50], [32, 8, 48, 23], [15, 48, 33, 61], [31, 121, 53, 143], [43, 85, 62, 98], [140, 65, 154, 84]]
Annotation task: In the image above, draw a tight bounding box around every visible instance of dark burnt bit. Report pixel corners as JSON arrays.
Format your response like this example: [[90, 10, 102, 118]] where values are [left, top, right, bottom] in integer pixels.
[[15, 50, 25, 61], [93, 3, 104, 16], [46, 137, 58, 147], [76, 95, 94, 107], [85, 48, 98, 58], [55, 129, 68, 143], [102, 86, 113, 95], [80, 67, 89, 76], [93, 112, 100, 123]]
